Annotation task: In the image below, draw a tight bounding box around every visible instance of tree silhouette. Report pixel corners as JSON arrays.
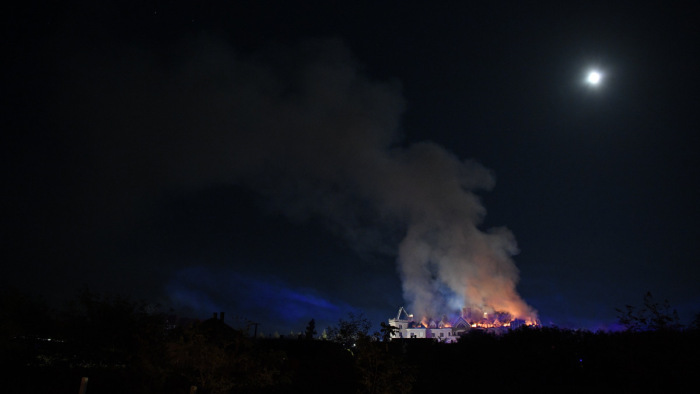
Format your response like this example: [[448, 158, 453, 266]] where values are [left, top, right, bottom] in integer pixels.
[[354, 334, 413, 394], [616, 291, 682, 332], [326, 312, 371, 349], [167, 318, 286, 393], [379, 322, 398, 342], [305, 319, 317, 340], [690, 313, 700, 331]]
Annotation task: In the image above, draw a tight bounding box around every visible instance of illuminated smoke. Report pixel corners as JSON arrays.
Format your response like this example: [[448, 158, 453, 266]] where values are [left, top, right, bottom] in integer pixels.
[[58, 37, 536, 321], [382, 145, 537, 321]]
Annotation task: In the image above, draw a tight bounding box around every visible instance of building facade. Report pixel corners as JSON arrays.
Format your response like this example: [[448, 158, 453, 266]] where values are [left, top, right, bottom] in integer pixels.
[[388, 307, 473, 343]]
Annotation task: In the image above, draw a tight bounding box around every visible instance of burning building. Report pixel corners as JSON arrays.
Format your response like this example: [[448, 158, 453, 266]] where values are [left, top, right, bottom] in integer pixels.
[[388, 307, 535, 342]]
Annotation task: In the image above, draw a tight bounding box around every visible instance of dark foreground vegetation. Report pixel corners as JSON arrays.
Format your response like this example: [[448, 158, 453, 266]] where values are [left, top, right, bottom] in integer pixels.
[[2, 289, 699, 393]]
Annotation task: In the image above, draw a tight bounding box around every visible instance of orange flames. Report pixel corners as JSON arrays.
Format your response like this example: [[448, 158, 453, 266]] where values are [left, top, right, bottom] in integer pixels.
[[420, 317, 430, 328], [416, 308, 539, 331]]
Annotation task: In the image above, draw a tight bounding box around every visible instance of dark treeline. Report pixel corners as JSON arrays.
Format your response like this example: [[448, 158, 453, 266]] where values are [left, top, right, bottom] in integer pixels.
[[2, 288, 699, 393]]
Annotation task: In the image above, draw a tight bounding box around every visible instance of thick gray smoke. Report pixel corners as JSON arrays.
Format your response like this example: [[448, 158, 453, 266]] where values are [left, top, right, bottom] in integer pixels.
[[56, 36, 536, 320]]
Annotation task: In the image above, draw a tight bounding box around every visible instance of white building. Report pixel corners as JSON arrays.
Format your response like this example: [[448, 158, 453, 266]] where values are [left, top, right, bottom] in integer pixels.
[[388, 307, 472, 343], [388, 307, 537, 341]]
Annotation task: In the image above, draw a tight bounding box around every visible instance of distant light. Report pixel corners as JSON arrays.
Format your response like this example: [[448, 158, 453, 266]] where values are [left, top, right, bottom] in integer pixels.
[[586, 70, 602, 85]]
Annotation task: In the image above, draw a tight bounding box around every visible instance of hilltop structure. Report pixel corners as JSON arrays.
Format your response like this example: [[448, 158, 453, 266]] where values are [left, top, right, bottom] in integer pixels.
[[388, 307, 531, 342]]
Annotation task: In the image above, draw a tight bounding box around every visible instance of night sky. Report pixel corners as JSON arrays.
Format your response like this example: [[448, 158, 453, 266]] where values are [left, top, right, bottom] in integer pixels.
[[4, 1, 699, 334]]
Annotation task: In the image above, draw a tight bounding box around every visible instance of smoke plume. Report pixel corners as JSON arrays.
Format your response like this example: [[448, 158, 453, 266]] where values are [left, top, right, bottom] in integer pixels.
[[54, 36, 536, 321]]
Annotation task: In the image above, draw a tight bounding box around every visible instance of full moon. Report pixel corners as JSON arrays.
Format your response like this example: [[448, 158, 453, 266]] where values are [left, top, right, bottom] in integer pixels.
[[586, 70, 602, 85]]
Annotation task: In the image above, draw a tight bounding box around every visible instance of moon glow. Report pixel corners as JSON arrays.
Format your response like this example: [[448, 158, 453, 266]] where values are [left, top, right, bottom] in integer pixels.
[[586, 70, 602, 85]]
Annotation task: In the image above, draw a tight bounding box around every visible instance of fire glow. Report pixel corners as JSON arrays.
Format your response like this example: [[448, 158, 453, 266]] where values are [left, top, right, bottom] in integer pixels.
[[423, 308, 538, 329], [389, 306, 539, 341]]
